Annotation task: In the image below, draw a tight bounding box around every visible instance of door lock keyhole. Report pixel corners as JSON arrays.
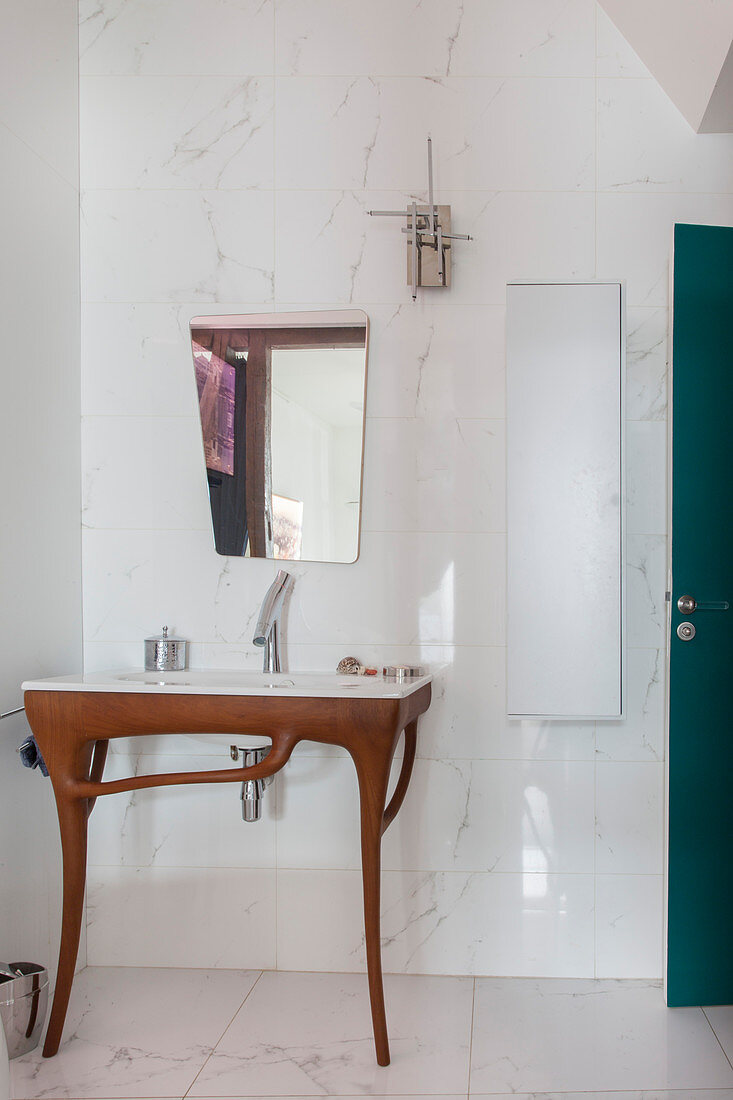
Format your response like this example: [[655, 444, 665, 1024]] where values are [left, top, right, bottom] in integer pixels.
[[677, 621, 696, 641]]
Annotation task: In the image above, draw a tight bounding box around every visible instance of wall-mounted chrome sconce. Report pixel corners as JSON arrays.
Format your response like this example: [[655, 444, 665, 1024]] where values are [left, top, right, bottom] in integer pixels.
[[367, 138, 472, 301]]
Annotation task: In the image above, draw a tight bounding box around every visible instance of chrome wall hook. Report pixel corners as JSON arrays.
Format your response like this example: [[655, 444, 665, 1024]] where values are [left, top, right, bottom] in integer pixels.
[[367, 137, 472, 300]]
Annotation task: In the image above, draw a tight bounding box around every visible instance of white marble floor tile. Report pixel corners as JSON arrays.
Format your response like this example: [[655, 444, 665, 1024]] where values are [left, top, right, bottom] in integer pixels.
[[472, 1094, 733, 1100], [10, 967, 259, 1098], [190, 971, 473, 1095], [705, 1005, 733, 1062], [470, 978, 733, 1094]]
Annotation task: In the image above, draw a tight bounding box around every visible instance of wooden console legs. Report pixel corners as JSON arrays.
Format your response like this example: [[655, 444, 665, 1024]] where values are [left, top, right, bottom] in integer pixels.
[[33, 701, 423, 1067], [352, 720, 418, 1068], [43, 795, 88, 1058]]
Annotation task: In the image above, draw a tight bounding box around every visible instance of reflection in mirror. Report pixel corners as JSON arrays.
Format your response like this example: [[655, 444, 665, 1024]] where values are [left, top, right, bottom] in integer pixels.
[[190, 310, 368, 563]]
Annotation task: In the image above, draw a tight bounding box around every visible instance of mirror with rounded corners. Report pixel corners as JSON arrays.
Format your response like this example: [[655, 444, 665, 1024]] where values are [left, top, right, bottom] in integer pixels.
[[190, 309, 368, 563]]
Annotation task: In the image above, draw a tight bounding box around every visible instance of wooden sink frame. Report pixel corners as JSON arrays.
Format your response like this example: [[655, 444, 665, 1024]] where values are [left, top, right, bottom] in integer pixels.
[[24, 683, 431, 1066]]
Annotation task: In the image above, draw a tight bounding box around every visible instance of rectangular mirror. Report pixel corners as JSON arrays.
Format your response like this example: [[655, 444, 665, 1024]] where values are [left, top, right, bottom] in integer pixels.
[[190, 309, 368, 563], [506, 282, 624, 719]]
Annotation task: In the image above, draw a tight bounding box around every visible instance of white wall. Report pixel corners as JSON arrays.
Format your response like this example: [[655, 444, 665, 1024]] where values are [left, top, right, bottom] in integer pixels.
[[0, 1, 82, 973], [598, 0, 733, 131], [79, 0, 733, 980], [271, 388, 332, 560]]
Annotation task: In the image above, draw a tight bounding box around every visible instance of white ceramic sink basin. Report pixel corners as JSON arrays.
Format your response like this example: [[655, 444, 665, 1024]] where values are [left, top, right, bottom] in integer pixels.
[[22, 668, 433, 752], [22, 668, 431, 699]]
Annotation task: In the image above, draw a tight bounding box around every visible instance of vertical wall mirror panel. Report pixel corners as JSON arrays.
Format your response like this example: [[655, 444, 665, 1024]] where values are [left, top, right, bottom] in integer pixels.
[[506, 282, 623, 719]]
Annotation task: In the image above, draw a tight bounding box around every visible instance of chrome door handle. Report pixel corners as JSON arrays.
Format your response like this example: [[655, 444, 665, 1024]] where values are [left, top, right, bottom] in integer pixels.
[[677, 594, 730, 614]]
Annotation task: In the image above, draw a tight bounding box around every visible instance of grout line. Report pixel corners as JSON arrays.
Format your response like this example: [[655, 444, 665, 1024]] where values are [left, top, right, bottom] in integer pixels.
[[593, 0, 598, 280], [76, 185, 733, 195], [702, 1006, 733, 1073], [466, 975, 476, 1097], [84, 863, 664, 877], [182, 969, 264, 1098]]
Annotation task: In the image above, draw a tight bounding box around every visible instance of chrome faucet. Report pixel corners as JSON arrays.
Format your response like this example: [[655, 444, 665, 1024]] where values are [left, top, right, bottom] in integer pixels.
[[253, 570, 294, 673]]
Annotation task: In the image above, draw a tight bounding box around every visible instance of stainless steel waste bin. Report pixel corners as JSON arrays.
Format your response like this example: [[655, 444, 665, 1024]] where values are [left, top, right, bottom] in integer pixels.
[[0, 963, 49, 1059]]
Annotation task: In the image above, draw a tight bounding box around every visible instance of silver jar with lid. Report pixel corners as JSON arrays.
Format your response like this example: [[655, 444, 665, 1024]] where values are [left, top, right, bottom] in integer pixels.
[[382, 664, 425, 682], [144, 626, 188, 672]]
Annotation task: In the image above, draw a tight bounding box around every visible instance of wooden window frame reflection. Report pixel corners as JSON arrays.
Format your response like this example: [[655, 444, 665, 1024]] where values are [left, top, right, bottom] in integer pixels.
[[191, 325, 366, 558]]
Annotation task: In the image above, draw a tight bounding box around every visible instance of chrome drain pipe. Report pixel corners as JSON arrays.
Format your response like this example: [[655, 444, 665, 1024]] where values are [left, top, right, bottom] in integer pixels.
[[230, 745, 273, 822]]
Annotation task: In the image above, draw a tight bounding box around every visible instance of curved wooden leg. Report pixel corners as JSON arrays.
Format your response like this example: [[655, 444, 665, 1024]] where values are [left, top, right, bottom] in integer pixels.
[[361, 797, 390, 1065], [382, 721, 417, 834], [43, 795, 88, 1057], [86, 739, 109, 818], [351, 738, 398, 1067]]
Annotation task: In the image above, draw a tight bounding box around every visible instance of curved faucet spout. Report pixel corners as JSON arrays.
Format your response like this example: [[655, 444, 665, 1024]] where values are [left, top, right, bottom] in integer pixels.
[[253, 570, 294, 672]]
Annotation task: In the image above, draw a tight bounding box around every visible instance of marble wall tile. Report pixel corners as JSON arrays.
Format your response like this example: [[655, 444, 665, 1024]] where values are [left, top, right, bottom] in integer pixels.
[[276, 190, 596, 304], [185, 640, 596, 762], [625, 420, 668, 535], [626, 534, 668, 648], [596, 647, 665, 761], [87, 751, 277, 868], [276, 0, 595, 78], [79, 0, 275, 76], [81, 76, 274, 190], [82, 529, 506, 645], [385, 758, 595, 874], [87, 866, 277, 967], [277, 756, 594, 874], [276, 869, 595, 977], [275, 77, 595, 192], [362, 417, 506, 534], [597, 193, 733, 307], [625, 308, 668, 421], [81, 190, 275, 303], [595, 6, 651, 78], [445, 0, 596, 78], [81, 302, 265, 417], [595, 762, 665, 875], [74, 0, 729, 982], [82, 416, 210, 531], [598, 78, 733, 194], [363, 302, 506, 420], [595, 874, 664, 978]]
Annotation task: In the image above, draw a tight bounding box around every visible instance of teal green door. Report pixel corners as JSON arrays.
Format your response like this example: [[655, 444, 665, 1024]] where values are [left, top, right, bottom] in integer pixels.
[[667, 223, 733, 1006]]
